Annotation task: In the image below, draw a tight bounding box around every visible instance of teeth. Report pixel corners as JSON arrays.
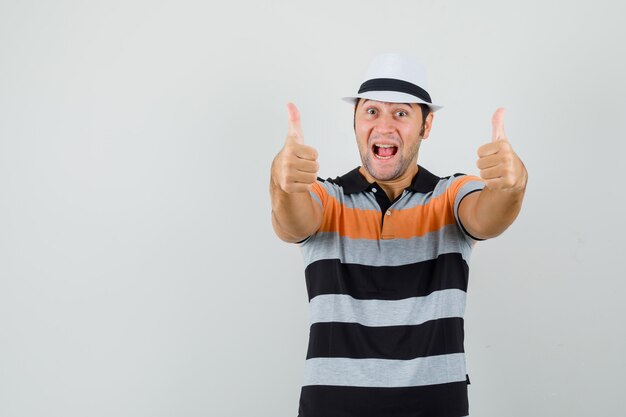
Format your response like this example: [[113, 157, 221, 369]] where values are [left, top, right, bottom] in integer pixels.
[[375, 144, 396, 148]]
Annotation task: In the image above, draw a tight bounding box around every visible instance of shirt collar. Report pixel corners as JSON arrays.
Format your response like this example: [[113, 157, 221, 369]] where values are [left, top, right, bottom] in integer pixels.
[[330, 165, 440, 195]]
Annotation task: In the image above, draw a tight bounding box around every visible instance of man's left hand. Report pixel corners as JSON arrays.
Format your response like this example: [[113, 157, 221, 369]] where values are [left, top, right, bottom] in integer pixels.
[[476, 108, 527, 192]]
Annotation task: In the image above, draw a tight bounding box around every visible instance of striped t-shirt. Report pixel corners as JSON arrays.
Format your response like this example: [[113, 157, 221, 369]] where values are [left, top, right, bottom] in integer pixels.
[[297, 165, 485, 417]]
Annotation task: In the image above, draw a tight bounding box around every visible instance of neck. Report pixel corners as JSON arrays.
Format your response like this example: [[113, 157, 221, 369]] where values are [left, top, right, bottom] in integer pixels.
[[359, 165, 418, 201]]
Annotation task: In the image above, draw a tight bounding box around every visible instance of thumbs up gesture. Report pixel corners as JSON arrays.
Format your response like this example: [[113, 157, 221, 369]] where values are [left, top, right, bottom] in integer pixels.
[[476, 108, 527, 192], [271, 103, 320, 193]]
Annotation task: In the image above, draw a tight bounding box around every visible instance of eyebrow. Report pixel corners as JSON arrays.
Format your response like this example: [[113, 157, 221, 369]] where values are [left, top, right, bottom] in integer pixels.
[[362, 100, 413, 107]]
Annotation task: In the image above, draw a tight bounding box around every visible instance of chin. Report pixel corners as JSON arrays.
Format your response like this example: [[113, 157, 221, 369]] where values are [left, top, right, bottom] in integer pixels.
[[363, 159, 404, 182]]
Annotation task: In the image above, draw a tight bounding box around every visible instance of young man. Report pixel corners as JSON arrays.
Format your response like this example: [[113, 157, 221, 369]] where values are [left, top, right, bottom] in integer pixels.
[[270, 53, 527, 417]]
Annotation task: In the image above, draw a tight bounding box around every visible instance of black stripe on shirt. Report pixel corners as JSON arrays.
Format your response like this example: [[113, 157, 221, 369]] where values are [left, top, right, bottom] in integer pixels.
[[305, 253, 469, 301], [306, 317, 465, 360], [298, 381, 469, 417]]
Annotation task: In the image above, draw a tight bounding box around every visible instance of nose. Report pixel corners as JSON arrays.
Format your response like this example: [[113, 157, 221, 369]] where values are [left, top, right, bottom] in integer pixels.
[[373, 112, 396, 135]]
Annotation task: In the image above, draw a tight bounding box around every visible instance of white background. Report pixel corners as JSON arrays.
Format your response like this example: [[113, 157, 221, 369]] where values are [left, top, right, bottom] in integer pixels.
[[1, 1, 625, 416]]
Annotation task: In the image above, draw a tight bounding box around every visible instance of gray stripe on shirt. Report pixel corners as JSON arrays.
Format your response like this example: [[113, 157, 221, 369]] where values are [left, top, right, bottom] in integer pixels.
[[301, 224, 474, 268], [303, 353, 467, 388], [309, 289, 467, 327]]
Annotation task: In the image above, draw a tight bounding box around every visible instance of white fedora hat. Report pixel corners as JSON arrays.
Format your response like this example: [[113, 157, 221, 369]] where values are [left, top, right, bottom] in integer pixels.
[[342, 53, 443, 112]]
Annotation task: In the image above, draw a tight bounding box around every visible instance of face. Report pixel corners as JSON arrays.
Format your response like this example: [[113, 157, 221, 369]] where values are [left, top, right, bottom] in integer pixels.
[[355, 99, 433, 182]]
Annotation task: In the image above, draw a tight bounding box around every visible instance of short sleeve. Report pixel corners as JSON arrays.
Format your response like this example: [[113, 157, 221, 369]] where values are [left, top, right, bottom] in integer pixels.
[[446, 175, 486, 241], [298, 180, 330, 245], [310, 179, 329, 209]]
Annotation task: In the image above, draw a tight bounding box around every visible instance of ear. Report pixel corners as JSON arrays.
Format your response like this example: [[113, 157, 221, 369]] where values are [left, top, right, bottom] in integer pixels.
[[421, 112, 434, 140]]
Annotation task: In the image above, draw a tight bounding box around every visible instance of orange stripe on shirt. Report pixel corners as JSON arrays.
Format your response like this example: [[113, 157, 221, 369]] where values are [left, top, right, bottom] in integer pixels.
[[313, 175, 483, 240], [318, 197, 382, 239]]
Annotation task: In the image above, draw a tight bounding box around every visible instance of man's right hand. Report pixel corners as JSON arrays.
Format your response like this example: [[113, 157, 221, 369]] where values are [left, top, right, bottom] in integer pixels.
[[271, 103, 319, 194]]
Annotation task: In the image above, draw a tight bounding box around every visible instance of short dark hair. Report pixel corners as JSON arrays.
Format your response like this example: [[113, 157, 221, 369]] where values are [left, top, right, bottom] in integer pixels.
[[353, 99, 432, 133]]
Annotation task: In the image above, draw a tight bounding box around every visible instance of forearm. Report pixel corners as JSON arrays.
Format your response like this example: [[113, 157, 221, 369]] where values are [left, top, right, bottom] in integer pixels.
[[270, 177, 322, 243], [470, 177, 526, 239]]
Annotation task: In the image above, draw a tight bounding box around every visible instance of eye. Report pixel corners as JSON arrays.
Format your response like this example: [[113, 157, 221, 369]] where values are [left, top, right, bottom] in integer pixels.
[[366, 108, 377, 115], [396, 110, 408, 117]]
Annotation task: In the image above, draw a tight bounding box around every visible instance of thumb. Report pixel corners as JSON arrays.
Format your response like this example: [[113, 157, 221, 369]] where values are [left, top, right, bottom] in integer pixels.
[[491, 107, 506, 142], [286, 102, 304, 144]]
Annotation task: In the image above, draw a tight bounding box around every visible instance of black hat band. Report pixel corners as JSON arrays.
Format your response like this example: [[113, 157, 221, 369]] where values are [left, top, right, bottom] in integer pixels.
[[358, 78, 432, 103]]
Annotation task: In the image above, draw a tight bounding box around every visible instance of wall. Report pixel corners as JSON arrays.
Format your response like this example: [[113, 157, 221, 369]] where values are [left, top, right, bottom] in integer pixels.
[[1, 1, 624, 416]]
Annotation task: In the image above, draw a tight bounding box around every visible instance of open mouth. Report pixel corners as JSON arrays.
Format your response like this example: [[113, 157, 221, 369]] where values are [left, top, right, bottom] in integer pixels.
[[373, 144, 398, 160]]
